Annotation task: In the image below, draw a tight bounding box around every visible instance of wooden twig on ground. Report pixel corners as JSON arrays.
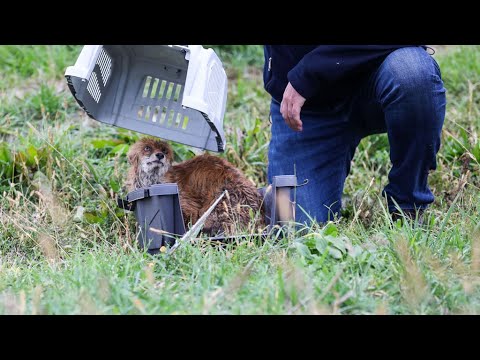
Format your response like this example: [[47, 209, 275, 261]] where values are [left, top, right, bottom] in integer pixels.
[[168, 190, 227, 255]]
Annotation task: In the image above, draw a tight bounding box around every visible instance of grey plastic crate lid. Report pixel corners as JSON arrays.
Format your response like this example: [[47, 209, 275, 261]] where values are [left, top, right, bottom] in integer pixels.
[[65, 45, 227, 152]]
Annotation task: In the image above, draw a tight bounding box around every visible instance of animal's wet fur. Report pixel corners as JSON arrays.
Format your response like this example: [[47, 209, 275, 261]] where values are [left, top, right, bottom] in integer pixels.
[[126, 137, 265, 236]]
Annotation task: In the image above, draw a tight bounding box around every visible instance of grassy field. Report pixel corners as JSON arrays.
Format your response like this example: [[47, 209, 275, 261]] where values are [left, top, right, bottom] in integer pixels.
[[0, 45, 479, 315]]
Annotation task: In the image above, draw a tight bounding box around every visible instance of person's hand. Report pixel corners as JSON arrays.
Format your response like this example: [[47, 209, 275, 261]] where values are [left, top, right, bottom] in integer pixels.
[[280, 82, 306, 132]]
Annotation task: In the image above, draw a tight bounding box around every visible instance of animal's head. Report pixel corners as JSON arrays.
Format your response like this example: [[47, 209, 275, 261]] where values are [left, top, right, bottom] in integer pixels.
[[127, 137, 174, 177]]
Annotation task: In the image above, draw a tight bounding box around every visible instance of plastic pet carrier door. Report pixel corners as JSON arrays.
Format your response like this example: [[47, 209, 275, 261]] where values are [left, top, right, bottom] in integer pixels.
[[65, 45, 228, 152]]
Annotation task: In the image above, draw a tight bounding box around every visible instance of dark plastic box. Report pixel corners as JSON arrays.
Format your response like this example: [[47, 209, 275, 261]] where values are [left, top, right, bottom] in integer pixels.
[[118, 175, 298, 254]]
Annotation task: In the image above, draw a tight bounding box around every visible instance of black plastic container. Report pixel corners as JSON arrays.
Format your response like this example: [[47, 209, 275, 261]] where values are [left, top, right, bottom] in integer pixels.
[[118, 175, 298, 254]]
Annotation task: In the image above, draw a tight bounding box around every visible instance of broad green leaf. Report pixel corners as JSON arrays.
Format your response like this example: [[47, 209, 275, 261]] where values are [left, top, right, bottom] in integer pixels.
[[84, 159, 99, 182], [328, 247, 343, 259], [323, 222, 338, 237], [294, 242, 312, 258], [302, 233, 317, 250], [315, 236, 328, 254], [347, 245, 364, 259], [91, 139, 122, 149], [472, 143, 480, 163], [110, 144, 129, 156], [26, 144, 38, 167], [0, 143, 12, 163], [115, 208, 126, 218], [327, 235, 347, 254], [0, 143, 13, 178], [84, 211, 104, 223], [109, 178, 121, 193]]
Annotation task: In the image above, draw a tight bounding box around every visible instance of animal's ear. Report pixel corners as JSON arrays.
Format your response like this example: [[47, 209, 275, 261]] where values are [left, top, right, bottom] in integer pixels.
[[127, 148, 138, 166]]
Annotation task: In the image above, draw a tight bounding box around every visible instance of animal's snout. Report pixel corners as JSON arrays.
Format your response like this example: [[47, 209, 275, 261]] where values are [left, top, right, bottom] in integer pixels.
[[155, 152, 165, 160]]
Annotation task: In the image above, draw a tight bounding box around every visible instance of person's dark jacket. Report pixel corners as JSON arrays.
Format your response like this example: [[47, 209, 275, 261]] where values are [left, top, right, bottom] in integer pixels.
[[263, 45, 425, 109]]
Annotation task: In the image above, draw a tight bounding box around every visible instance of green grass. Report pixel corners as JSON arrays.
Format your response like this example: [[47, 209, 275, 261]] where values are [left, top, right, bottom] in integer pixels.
[[1, 45, 480, 314]]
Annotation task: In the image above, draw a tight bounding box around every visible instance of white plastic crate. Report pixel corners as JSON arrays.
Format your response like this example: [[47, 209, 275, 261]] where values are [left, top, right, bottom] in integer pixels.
[[65, 45, 228, 152]]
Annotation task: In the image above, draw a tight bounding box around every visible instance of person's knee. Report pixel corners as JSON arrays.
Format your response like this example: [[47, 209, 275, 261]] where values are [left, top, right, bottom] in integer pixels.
[[379, 46, 440, 96]]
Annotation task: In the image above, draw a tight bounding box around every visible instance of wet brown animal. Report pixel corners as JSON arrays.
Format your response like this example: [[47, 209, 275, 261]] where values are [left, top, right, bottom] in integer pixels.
[[126, 137, 265, 236]]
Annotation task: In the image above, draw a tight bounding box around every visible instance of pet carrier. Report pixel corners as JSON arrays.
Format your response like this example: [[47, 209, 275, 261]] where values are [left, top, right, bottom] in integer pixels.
[[65, 45, 228, 152], [118, 175, 299, 254], [66, 46, 303, 254]]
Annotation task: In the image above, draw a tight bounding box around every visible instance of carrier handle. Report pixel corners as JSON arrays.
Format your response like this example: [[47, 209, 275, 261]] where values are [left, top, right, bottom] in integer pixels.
[[118, 183, 181, 211], [116, 188, 149, 211]]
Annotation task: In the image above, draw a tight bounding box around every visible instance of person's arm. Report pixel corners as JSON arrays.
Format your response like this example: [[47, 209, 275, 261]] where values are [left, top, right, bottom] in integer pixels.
[[287, 45, 415, 100], [281, 45, 419, 131]]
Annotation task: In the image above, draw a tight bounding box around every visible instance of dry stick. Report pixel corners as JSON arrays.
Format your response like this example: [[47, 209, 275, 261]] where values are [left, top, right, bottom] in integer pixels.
[[148, 227, 179, 249], [149, 228, 175, 236], [349, 177, 375, 229], [168, 190, 227, 255]]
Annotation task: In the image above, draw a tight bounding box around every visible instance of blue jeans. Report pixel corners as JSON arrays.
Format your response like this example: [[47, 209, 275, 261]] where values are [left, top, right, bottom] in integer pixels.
[[267, 47, 447, 224]]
